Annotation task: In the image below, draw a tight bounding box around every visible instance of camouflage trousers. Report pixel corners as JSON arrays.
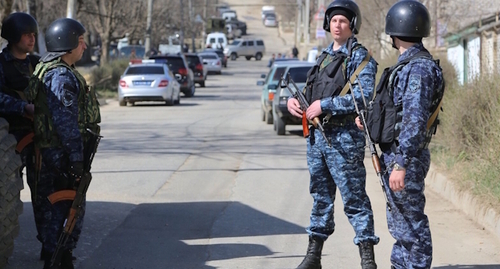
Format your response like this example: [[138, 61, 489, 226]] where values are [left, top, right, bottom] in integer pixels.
[[35, 147, 85, 253], [381, 149, 432, 269], [306, 125, 379, 245]]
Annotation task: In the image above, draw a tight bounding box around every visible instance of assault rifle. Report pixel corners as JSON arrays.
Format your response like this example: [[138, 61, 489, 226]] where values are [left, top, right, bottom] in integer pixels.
[[279, 73, 331, 147], [347, 77, 391, 211], [48, 128, 102, 266]]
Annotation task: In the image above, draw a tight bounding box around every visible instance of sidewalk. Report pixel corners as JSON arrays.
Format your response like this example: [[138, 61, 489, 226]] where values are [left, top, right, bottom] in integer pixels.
[[278, 18, 500, 242]]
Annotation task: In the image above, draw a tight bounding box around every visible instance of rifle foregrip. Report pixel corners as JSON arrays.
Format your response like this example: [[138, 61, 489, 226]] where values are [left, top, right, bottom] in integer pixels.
[[302, 114, 310, 137], [372, 155, 382, 175]]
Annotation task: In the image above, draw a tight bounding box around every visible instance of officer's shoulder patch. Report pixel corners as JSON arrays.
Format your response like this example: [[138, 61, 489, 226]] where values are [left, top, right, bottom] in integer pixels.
[[408, 74, 421, 93], [56, 66, 68, 74]]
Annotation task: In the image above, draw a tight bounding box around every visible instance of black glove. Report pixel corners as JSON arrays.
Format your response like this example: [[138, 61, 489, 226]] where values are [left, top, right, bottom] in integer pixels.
[[69, 161, 84, 178]]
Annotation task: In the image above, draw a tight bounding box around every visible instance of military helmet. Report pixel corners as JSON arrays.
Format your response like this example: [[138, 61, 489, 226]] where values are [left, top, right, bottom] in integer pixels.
[[385, 0, 430, 38], [1, 12, 38, 44], [45, 18, 86, 52], [323, 0, 361, 34]]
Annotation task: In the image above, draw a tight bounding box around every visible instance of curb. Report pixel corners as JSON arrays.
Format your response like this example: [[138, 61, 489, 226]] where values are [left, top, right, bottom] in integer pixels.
[[426, 164, 500, 241]]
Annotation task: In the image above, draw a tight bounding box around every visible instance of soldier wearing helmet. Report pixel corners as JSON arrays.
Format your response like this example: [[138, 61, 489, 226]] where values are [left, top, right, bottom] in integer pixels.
[[0, 10, 40, 256], [25, 17, 101, 269], [287, 0, 379, 268], [356, 1, 445, 268]]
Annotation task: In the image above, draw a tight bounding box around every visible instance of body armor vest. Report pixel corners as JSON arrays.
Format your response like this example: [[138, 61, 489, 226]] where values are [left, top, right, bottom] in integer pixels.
[[304, 51, 347, 104], [0, 54, 39, 133], [25, 58, 101, 149], [366, 50, 444, 149]]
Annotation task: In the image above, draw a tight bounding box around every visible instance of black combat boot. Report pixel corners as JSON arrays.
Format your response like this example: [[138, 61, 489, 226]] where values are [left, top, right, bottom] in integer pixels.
[[358, 241, 377, 269], [296, 236, 323, 269], [60, 249, 75, 269]]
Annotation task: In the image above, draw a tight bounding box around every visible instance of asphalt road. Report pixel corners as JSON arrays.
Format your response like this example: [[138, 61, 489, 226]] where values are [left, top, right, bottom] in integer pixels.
[[6, 1, 500, 269]]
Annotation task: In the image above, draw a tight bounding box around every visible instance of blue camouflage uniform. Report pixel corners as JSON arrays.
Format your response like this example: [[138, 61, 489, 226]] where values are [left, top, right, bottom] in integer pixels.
[[36, 64, 86, 253], [306, 38, 379, 246], [379, 43, 444, 269]]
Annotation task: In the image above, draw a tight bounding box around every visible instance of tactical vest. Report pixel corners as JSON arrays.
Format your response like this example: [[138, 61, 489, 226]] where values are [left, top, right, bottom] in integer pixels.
[[25, 58, 101, 149], [0, 54, 39, 132], [366, 50, 444, 149]]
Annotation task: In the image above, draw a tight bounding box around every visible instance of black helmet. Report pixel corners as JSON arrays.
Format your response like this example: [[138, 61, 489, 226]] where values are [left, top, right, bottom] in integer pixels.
[[323, 0, 361, 34], [1, 12, 38, 44], [385, 0, 430, 38], [45, 18, 86, 52]]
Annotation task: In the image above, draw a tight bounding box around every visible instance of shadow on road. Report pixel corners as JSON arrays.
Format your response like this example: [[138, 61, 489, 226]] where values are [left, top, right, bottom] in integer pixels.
[[432, 264, 500, 269], [10, 201, 305, 269]]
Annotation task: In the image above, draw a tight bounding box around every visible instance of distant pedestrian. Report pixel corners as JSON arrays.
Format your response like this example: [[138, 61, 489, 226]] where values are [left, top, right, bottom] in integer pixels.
[[292, 45, 299, 58], [268, 53, 276, 67]]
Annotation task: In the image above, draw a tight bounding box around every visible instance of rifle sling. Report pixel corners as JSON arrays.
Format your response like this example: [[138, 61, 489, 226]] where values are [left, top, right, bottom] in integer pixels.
[[427, 97, 443, 130], [339, 53, 371, 97]]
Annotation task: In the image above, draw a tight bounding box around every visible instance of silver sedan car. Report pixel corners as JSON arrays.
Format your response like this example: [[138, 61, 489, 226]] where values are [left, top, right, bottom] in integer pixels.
[[118, 62, 181, 106], [198, 52, 222, 75]]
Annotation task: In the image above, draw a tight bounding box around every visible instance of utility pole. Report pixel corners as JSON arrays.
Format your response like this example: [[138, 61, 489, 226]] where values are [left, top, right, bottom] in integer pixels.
[[296, 0, 302, 46], [180, 0, 185, 51], [145, 0, 153, 57], [66, 0, 76, 18], [189, 0, 195, 52], [305, 0, 310, 45]]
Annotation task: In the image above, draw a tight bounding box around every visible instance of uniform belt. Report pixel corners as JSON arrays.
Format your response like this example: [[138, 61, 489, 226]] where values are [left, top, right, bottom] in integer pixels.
[[321, 113, 357, 127]]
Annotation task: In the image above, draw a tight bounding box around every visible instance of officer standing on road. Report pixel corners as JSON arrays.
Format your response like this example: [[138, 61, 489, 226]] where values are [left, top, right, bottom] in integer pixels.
[[0, 10, 39, 246], [356, 1, 444, 268], [287, 1, 379, 268], [26, 18, 101, 269]]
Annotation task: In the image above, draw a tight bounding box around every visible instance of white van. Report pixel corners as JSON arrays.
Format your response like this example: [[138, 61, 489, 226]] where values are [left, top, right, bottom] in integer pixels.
[[206, 32, 228, 49]]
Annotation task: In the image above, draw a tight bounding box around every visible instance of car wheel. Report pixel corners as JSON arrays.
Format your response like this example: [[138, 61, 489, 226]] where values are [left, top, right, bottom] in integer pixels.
[[129, 101, 135, 106], [119, 100, 127, 106], [261, 107, 266, 121], [265, 110, 273, 125], [200, 81, 205, 87], [184, 84, 195, 97], [276, 116, 286, 135], [245, 56, 252, 60], [174, 92, 180, 104], [231, 53, 237, 60], [255, 53, 262, 61], [272, 108, 277, 130], [165, 99, 174, 106]]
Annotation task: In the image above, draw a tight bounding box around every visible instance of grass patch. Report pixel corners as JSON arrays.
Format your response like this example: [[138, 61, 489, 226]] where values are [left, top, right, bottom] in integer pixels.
[[431, 67, 500, 210]]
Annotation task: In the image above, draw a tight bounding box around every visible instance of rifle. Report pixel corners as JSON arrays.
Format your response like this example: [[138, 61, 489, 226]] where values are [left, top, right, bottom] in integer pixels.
[[347, 77, 391, 211], [279, 73, 331, 147], [48, 128, 102, 266]]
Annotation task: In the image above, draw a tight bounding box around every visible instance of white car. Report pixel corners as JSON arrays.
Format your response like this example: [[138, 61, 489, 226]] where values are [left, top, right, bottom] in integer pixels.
[[198, 52, 222, 75], [118, 62, 181, 106], [264, 15, 278, 27]]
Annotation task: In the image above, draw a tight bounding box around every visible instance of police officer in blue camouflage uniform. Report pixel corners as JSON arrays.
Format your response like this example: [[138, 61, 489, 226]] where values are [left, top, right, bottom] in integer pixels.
[[0, 10, 39, 249], [26, 18, 101, 269], [287, 1, 379, 268], [356, 1, 445, 268]]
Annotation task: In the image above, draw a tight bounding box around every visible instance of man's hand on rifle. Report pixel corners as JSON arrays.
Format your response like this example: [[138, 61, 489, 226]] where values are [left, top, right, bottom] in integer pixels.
[[69, 161, 84, 179], [306, 100, 322, 120], [355, 116, 364, 131], [287, 98, 303, 118]]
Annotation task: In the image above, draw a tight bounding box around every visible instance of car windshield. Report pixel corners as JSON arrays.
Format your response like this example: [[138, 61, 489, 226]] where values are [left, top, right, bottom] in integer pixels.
[[185, 56, 201, 66], [230, 40, 241, 46], [151, 57, 185, 71], [201, 54, 217, 60], [118, 46, 145, 58], [288, 66, 311, 83], [273, 67, 287, 81], [125, 66, 164, 75]]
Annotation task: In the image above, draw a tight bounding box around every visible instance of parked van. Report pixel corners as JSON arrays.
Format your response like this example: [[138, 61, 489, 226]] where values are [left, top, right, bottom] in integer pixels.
[[222, 10, 237, 22], [206, 32, 228, 49], [224, 38, 266, 61]]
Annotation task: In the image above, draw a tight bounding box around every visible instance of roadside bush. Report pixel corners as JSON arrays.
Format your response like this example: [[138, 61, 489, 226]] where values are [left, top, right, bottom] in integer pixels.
[[91, 59, 129, 98], [432, 70, 500, 207]]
